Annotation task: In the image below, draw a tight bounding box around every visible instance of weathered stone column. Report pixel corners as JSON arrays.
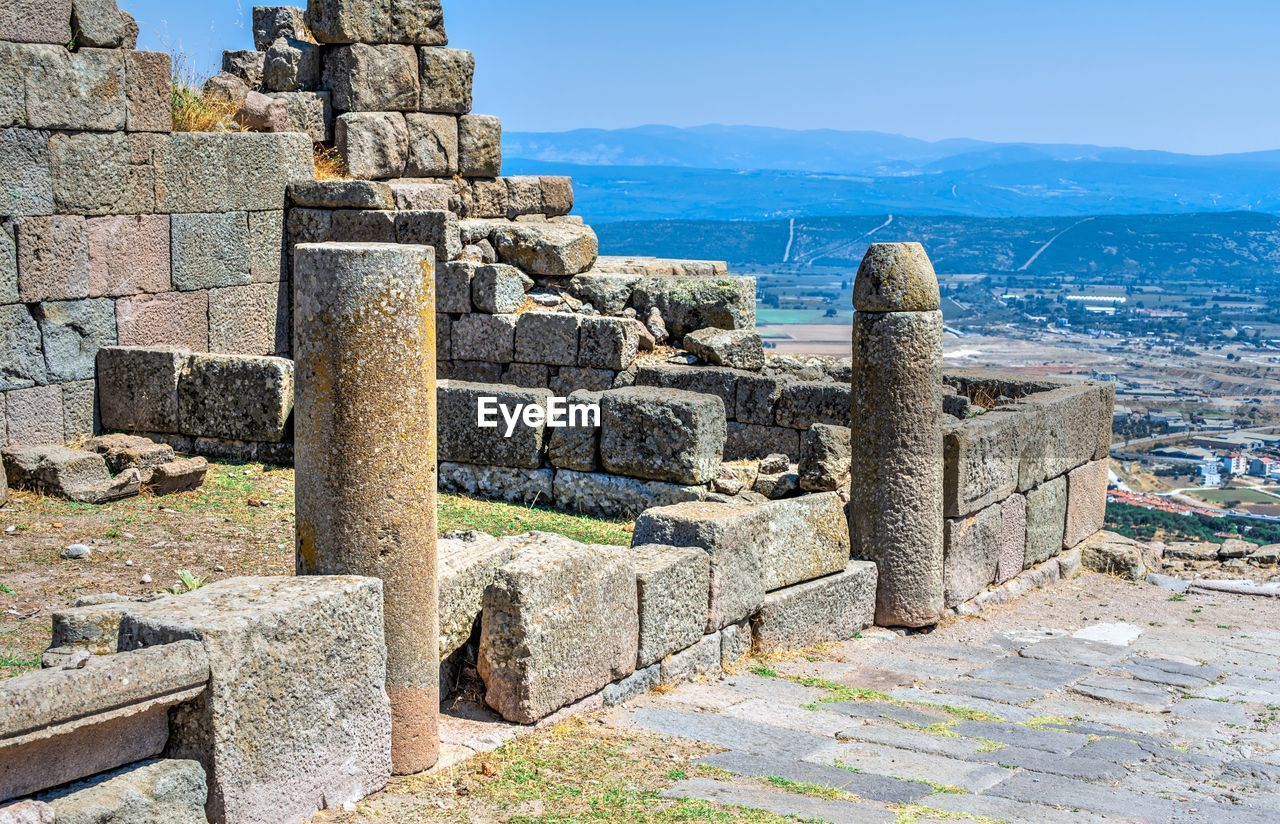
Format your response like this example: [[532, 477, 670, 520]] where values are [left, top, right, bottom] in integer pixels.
[[293, 242, 439, 774], [850, 242, 945, 628]]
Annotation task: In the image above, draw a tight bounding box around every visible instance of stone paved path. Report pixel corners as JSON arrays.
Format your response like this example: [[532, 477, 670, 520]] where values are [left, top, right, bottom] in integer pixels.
[[611, 573, 1280, 823]]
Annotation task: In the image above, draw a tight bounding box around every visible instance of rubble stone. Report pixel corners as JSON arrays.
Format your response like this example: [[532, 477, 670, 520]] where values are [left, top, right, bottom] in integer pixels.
[[263, 37, 321, 93], [253, 6, 312, 50], [630, 276, 756, 339], [798, 423, 851, 492], [222, 50, 265, 87], [41, 759, 207, 824], [683, 328, 765, 371], [3, 444, 140, 503]]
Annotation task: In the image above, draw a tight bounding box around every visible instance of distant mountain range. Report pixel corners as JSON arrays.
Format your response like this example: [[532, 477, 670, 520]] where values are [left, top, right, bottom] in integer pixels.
[[503, 125, 1280, 221]]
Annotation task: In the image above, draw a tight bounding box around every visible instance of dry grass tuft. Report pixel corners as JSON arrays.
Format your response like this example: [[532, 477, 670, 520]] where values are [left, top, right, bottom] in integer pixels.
[[312, 144, 349, 180], [168, 51, 243, 133]]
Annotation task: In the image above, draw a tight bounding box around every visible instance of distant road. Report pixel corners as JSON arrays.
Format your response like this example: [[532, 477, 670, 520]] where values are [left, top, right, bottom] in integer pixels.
[[782, 218, 795, 263], [1018, 217, 1096, 271]]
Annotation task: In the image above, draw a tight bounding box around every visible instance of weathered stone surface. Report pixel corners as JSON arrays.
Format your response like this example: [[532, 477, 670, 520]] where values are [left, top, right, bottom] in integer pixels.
[[798, 423, 851, 492], [263, 37, 321, 92], [209, 282, 290, 356], [635, 364, 741, 417], [995, 493, 1027, 584], [719, 620, 752, 669], [944, 410, 1020, 518], [4, 386, 65, 447], [600, 387, 725, 484], [48, 131, 153, 216], [503, 175, 542, 218], [1080, 532, 1159, 581], [222, 49, 265, 87], [34, 299, 116, 382], [464, 178, 507, 219], [622, 544, 711, 668], [630, 276, 756, 339], [724, 422, 800, 462], [170, 212, 251, 291], [436, 261, 474, 313], [336, 112, 408, 179], [330, 209, 396, 242], [552, 470, 704, 519], [540, 176, 574, 216], [1065, 458, 1108, 548], [227, 132, 316, 213], [3, 444, 139, 502], [116, 577, 391, 824], [61, 380, 96, 440], [438, 380, 550, 469], [16, 215, 89, 302], [1024, 475, 1067, 567], [684, 328, 765, 371], [305, 0, 447, 45], [96, 346, 187, 433], [21, 46, 125, 131], [253, 6, 312, 50], [853, 242, 941, 312], [492, 221, 598, 277], [775, 380, 850, 430], [437, 533, 516, 659], [753, 468, 798, 500], [564, 273, 640, 315], [2, 0, 72, 44], [457, 114, 502, 177], [203, 72, 250, 109], [68, 0, 127, 47], [87, 433, 174, 478], [712, 461, 758, 495], [603, 663, 660, 708], [1219, 537, 1254, 559], [660, 633, 721, 685], [468, 264, 527, 313], [1008, 384, 1109, 484], [0, 800, 53, 823], [395, 209, 461, 261], [752, 562, 877, 653], [450, 312, 516, 362], [324, 43, 419, 111], [851, 299, 944, 628], [0, 220, 16, 304], [0, 128, 53, 217], [114, 291, 209, 351], [266, 90, 332, 141], [389, 179, 452, 211], [515, 312, 580, 366], [403, 112, 458, 176], [38, 758, 206, 824], [416, 47, 473, 113], [579, 316, 641, 370], [86, 214, 170, 298], [438, 462, 553, 506], [178, 354, 294, 442], [546, 389, 601, 471], [944, 501, 1002, 608], [479, 537, 639, 724], [0, 304, 49, 390], [549, 366, 614, 395], [247, 210, 286, 283], [123, 51, 171, 132]]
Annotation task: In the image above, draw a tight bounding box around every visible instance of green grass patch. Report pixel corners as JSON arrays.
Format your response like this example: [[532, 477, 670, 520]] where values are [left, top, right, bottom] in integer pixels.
[[764, 775, 856, 802], [438, 493, 634, 545], [0, 653, 41, 679]]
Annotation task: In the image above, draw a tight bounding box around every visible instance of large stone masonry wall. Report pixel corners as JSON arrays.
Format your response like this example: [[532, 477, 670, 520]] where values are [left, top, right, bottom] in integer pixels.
[[0, 0, 313, 450]]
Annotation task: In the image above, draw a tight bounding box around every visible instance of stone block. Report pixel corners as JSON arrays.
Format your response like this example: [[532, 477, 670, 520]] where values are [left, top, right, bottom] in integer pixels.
[[515, 312, 580, 366], [625, 544, 712, 668], [444, 359, 503, 383], [146, 456, 209, 494], [0, 127, 53, 217], [723, 422, 800, 462], [1009, 385, 1107, 484], [16, 215, 89, 302], [290, 180, 394, 210], [418, 47, 473, 113], [0, 800, 53, 822], [24, 46, 125, 131], [438, 462, 554, 506], [944, 501, 1002, 608], [549, 366, 615, 395], [660, 634, 721, 685], [5, 385, 63, 445], [1025, 475, 1067, 567], [86, 215, 170, 298], [776, 380, 851, 432], [995, 493, 1027, 584], [437, 533, 517, 659], [438, 380, 550, 469], [0, 221, 16, 304], [335, 111, 408, 179], [96, 346, 187, 433], [478, 538, 638, 723], [324, 43, 419, 111], [450, 312, 517, 363], [457, 114, 501, 177], [501, 361, 547, 388], [600, 386, 725, 484], [265, 90, 332, 141], [248, 211, 286, 283], [224, 132, 314, 212], [635, 364, 741, 418], [263, 37, 321, 92], [86, 433, 173, 478], [34, 299, 116, 382], [223, 49, 265, 87], [2, 0, 72, 44], [115, 291, 209, 351], [564, 273, 639, 314], [603, 663, 659, 707], [630, 275, 756, 339], [492, 221, 598, 277], [943, 410, 1020, 518], [395, 209, 461, 260], [178, 354, 294, 442], [1079, 532, 1159, 581], [124, 51, 172, 132], [40, 759, 207, 824], [115, 576, 392, 824], [0, 304, 49, 390], [720, 620, 752, 669], [546, 389, 601, 471], [684, 328, 765, 371], [170, 212, 251, 291], [286, 208, 332, 245], [553, 469, 705, 519], [62, 380, 96, 440], [798, 423, 851, 492], [305, 0, 447, 45], [504, 175, 543, 218], [404, 113, 458, 176], [69, 0, 127, 47], [752, 562, 877, 654], [330, 209, 397, 243], [579, 316, 641, 370], [468, 264, 527, 313], [1065, 459, 1108, 549], [437, 261, 474, 313], [49, 131, 154, 216], [209, 282, 290, 356], [540, 176, 574, 216], [389, 179, 453, 211], [253, 6, 312, 50], [3, 443, 142, 501], [152, 133, 233, 214]]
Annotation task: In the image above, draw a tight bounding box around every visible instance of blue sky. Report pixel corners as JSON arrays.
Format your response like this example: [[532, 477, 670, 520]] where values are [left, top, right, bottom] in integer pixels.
[[125, 0, 1279, 155]]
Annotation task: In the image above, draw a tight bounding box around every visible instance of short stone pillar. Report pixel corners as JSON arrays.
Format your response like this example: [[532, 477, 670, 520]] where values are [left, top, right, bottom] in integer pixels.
[[850, 242, 945, 628], [293, 242, 440, 774]]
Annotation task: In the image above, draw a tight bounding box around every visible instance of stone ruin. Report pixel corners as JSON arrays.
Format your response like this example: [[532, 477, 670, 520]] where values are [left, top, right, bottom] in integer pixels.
[[0, 1, 1116, 822]]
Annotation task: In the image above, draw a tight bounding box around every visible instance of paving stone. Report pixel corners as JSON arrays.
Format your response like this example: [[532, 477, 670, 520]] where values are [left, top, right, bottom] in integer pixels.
[[1071, 674, 1173, 710], [629, 706, 830, 758], [663, 777, 893, 824], [1118, 659, 1216, 689], [1019, 636, 1131, 668], [823, 700, 952, 729], [809, 739, 1014, 793], [887, 688, 1037, 723], [832, 717, 982, 760], [1073, 622, 1143, 646], [953, 719, 1088, 754], [932, 676, 1042, 705], [1169, 697, 1251, 726], [1072, 735, 1153, 764], [971, 655, 1092, 690], [920, 792, 1105, 824], [985, 771, 1181, 821], [698, 751, 929, 804]]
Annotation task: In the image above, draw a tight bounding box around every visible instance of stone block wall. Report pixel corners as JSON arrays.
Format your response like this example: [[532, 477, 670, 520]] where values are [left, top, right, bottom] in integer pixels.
[[0, 0, 313, 450]]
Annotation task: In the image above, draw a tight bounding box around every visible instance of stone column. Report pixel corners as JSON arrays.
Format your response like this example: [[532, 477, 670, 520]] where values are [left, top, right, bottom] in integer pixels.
[[850, 242, 945, 628], [293, 242, 440, 774]]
